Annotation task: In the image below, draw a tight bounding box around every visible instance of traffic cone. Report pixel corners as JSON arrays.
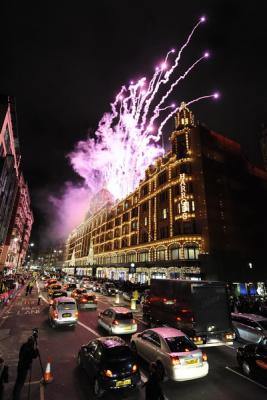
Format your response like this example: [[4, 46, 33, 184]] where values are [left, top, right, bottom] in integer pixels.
[[43, 357, 53, 383]]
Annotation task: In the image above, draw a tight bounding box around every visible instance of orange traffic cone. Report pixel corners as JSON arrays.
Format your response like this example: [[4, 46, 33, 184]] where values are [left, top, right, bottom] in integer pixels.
[[43, 357, 53, 383]]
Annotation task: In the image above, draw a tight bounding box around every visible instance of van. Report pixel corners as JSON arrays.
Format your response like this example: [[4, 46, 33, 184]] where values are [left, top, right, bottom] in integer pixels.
[[49, 297, 78, 328], [231, 313, 267, 343]]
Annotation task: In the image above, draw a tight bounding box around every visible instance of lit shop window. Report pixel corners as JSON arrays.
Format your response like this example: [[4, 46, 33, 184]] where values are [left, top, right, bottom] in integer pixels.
[[156, 248, 166, 261], [170, 247, 182, 260], [183, 247, 199, 260], [139, 251, 149, 262]]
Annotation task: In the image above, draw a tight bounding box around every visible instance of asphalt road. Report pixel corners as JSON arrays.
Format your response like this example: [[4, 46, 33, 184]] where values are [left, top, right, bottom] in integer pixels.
[[0, 281, 267, 400]]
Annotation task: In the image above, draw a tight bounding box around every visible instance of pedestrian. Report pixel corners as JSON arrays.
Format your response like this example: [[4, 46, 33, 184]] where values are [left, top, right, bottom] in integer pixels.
[[13, 337, 38, 400], [143, 362, 165, 400], [28, 281, 34, 295], [25, 284, 30, 296]]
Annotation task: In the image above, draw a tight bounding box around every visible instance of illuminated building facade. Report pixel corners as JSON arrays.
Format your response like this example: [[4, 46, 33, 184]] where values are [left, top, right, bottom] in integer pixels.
[[0, 95, 33, 271], [64, 104, 267, 282]]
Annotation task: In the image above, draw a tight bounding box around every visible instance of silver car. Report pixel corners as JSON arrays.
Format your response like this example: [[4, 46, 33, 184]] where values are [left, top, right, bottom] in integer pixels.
[[131, 327, 209, 381], [231, 313, 267, 343], [49, 297, 78, 328], [98, 307, 137, 335]]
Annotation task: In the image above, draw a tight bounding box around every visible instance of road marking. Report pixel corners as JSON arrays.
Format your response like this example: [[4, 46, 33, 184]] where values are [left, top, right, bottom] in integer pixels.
[[225, 366, 267, 390], [40, 295, 49, 304], [140, 371, 147, 383], [134, 317, 148, 326], [77, 321, 99, 336]]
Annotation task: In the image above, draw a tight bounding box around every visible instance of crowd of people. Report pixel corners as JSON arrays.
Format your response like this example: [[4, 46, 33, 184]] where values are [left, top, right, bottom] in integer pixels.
[[229, 295, 267, 316]]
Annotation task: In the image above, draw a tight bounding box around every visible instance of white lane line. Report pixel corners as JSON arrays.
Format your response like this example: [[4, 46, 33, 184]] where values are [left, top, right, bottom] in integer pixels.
[[134, 317, 148, 326], [40, 295, 49, 304], [77, 321, 99, 336], [140, 371, 147, 383], [225, 366, 267, 390]]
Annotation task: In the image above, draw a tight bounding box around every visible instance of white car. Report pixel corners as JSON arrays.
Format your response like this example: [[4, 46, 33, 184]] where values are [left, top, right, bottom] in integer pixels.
[[131, 327, 209, 381], [98, 307, 137, 335]]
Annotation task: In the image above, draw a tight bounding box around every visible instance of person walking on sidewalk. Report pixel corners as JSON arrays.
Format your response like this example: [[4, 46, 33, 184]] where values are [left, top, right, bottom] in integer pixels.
[[13, 337, 38, 400]]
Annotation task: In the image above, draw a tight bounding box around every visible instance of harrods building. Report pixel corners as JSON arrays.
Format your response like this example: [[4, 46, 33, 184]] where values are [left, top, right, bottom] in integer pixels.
[[63, 105, 267, 283]]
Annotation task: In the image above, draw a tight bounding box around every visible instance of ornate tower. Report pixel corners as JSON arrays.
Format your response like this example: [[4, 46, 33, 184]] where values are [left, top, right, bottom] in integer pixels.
[[171, 102, 195, 157]]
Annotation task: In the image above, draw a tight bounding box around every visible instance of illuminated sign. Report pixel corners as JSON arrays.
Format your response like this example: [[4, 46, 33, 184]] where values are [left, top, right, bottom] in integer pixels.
[[179, 173, 189, 219]]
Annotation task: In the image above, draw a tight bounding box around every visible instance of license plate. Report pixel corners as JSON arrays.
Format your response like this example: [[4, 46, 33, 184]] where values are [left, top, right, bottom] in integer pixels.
[[195, 340, 203, 345], [62, 313, 71, 318], [124, 326, 132, 331], [185, 359, 198, 365], [116, 379, 131, 387]]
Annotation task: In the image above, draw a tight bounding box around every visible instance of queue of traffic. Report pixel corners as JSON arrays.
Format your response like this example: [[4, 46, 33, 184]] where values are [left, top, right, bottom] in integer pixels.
[[41, 274, 267, 397]]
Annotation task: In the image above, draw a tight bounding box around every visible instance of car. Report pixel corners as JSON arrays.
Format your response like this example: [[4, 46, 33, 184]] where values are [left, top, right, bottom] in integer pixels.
[[101, 283, 118, 296], [77, 336, 140, 397], [44, 278, 57, 290], [71, 288, 88, 300], [98, 307, 137, 335], [49, 290, 68, 305], [64, 283, 77, 296], [48, 283, 62, 296], [81, 278, 94, 290], [131, 327, 209, 381], [49, 297, 78, 328], [93, 283, 102, 292], [231, 313, 267, 343], [237, 337, 267, 378], [75, 292, 97, 310]]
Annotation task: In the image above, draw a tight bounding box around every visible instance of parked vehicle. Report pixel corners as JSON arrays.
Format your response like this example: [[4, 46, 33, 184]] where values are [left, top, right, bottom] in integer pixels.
[[232, 313, 267, 343], [237, 337, 267, 377], [49, 297, 78, 328], [98, 307, 137, 335], [101, 283, 118, 296], [143, 279, 234, 345], [131, 327, 209, 381], [77, 336, 140, 397]]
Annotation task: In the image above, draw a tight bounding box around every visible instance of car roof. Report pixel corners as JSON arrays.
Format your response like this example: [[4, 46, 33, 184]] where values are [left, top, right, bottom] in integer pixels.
[[55, 296, 76, 303], [109, 307, 132, 313], [148, 327, 185, 338], [231, 313, 267, 322], [97, 336, 126, 348]]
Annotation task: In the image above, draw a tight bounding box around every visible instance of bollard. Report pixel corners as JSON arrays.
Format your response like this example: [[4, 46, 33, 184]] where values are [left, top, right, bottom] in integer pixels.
[[115, 293, 120, 304], [130, 298, 136, 311]]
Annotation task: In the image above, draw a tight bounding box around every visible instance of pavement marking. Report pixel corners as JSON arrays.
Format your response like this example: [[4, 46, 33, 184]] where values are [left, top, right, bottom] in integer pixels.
[[140, 371, 147, 383], [39, 295, 49, 304], [225, 366, 267, 390], [134, 317, 148, 326], [77, 321, 99, 336]]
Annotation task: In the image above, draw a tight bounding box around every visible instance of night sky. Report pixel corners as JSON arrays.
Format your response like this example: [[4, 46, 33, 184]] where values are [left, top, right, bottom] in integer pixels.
[[0, 1, 267, 247]]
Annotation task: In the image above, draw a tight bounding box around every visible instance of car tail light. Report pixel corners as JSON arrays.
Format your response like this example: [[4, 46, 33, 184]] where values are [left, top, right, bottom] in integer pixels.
[[75, 311, 79, 318], [132, 364, 138, 373], [53, 311, 59, 319], [112, 320, 119, 325], [176, 316, 181, 321], [81, 298, 87, 303], [193, 336, 202, 342], [132, 319, 136, 324], [202, 352, 208, 362], [170, 356, 180, 366], [104, 369, 113, 377]]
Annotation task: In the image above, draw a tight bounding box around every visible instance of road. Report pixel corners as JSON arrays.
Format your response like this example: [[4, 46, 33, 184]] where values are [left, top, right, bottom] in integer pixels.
[[0, 281, 267, 400]]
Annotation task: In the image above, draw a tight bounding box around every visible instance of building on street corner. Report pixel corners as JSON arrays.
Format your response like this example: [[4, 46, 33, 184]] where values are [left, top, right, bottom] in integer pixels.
[[0, 95, 33, 273], [63, 104, 267, 284]]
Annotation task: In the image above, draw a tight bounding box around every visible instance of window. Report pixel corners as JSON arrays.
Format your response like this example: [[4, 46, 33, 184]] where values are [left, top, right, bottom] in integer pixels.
[[183, 246, 199, 260], [121, 238, 128, 247], [132, 207, 138, 218], [180, 163, 192, 174], [131, 235, 137, 246], [142, 185, 149, 196], [170, 247, 180, 260], [139, 251, 149, 262], [159, 191, 168, 203], [156, 248, 165, 260], [166, 336, 197, 353], [122, 225, 129, 235], [144, 217, 148, 226], [141, 232, 148, 243], [162, 208, 167, 219], [183, 221, 196, 234], [177, 134, 187, 159], [158, 171, 167, 186], [131, 221, 137, 231], [159, 226, 169, 239], [142, 202, 148, 212], [191, 200, 195, 212], [123, 212, 129, 222], [150, 332, 161, 347]]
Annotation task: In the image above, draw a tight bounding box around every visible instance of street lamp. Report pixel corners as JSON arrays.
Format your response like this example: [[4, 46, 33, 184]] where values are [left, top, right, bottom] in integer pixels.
[[30, 242, 34, 247]]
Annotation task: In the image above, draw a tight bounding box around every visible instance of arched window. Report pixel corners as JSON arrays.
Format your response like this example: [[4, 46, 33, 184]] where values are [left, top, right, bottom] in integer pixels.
[[156, 247, 166, 261], [183, 245, 199, 260], [126, 253, 136, 262], [169, 245, 182, 260], [139, 251, 149, 262]]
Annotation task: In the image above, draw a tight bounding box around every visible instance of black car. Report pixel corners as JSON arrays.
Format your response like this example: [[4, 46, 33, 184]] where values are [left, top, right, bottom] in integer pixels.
[[77, 336, 140, 397], [237, 337, 267, 378]]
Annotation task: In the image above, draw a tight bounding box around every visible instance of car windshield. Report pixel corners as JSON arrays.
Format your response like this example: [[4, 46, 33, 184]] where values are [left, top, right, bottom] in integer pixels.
[[68, 284, 76, 289], [58, 303, 76, 310], [104, 346, 132, 360], [106, 284, 115, 289], [115, 312, 133, 320], [258, 321, 267, 330], [52, 285, 61, 290], [165, 336, 197, 353]]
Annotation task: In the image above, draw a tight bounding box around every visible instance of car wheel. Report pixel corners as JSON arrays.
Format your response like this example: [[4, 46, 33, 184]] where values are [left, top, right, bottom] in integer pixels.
[[93, 378, 104, 398], [241, 361, 253, 377], [156, 361, 166, 381]]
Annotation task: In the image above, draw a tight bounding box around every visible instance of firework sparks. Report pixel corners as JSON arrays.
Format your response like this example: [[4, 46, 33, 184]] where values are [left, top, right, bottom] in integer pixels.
[[68, 15, 218, 207]]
